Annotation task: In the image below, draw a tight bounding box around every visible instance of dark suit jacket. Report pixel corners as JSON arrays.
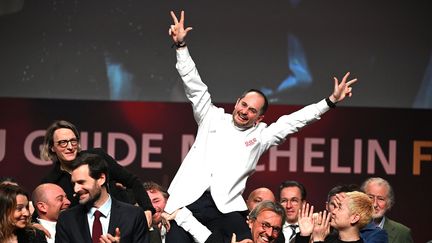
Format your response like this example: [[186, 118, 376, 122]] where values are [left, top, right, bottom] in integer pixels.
[[144, 221, 195, 243], [55, 198, 148, 243], [383, 217, 413, 243]]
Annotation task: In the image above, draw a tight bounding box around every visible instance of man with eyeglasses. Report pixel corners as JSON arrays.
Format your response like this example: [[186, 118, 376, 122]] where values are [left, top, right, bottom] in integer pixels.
[[276, 180, 307, 243], [245, 201, 285, 243], [39, 120, 154, 229], [361, 177, 413, 243], [246, 200, 320, 243]]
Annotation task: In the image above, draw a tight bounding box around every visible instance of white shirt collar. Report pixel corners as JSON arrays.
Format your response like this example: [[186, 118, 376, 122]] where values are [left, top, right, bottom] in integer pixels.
[[37, 218, 57, 243], [88, 195, 112, 218], [377, 216, 386, 229]]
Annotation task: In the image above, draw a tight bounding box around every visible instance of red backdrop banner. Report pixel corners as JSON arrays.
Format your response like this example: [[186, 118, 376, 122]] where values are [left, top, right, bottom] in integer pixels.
[[0, 97, 430, 242]]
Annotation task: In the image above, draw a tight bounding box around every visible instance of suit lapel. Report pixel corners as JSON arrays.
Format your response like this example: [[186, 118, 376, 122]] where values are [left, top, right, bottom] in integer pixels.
[[108, 198, 119, 235], [78, 205, 92, 243], [384, 218, 396, 242]]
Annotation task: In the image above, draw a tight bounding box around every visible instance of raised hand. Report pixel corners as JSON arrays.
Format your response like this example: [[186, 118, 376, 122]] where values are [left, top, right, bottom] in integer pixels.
[[100, 227, 121, 243], [231, 233, 253, 243], [298, 202, 314, 236], [334, 192, 347, 206], [160, 209, 180, 232], [144, 210, 152, 229], [329, 72, 358, 103], [169, 11, 193, 44], [312, 211, 331, 242]]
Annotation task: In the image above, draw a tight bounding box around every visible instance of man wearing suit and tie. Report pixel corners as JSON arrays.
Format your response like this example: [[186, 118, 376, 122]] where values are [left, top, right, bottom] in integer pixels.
[[55, 153, 148, 243], [361, 177, 413, 243]]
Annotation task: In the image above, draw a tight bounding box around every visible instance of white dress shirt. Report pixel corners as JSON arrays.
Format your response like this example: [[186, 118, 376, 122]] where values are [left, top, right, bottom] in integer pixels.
[[87, 196, 112, 236], [37, 218, 57, 243], [282, 222, 299, 243]]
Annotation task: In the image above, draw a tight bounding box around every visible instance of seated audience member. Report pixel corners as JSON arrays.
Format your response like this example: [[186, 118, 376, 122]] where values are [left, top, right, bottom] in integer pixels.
[[326, 184, 387, 243], [143, 181, 198, 243], [313, 191, 373, 243], [55, 153, 148, 243], [40, 120, 154, 225], [0, 184, 47, 243], [361, 177, 413, 243], [246, 187, 276, 211], [32, 183, 71, 243]]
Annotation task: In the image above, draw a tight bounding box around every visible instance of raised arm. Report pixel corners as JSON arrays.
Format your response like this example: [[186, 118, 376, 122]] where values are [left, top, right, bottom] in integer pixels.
[[169, 10, 193, 46], [167, 10, 215, 126]]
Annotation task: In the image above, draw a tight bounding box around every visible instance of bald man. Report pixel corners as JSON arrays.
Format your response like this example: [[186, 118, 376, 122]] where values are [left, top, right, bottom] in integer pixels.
[[246, 187, 276, 211], [32, 183, 71, 243]]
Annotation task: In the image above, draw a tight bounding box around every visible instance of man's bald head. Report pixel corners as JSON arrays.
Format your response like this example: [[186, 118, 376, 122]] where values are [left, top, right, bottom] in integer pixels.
[[32, 183, 71, 221], [246, 187, 275, 211]]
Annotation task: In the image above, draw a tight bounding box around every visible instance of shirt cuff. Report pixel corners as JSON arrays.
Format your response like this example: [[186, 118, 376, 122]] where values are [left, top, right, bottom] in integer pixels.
[[175, 207, 212, 243], [317, 98, 331, 114]]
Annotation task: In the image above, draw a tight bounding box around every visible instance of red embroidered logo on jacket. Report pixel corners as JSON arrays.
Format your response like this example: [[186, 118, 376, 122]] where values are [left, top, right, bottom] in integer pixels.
[[245, 138, 257, 147]]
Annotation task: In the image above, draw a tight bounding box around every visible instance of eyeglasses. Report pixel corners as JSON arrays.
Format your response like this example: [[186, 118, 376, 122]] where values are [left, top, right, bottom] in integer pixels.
[[55, 138, 79, 148], [280, 197, 301, 206], [258, 220, 282, 235]]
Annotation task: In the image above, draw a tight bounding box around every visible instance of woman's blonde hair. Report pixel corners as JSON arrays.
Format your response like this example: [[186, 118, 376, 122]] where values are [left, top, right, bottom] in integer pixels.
[[346, 191, 373, 229]]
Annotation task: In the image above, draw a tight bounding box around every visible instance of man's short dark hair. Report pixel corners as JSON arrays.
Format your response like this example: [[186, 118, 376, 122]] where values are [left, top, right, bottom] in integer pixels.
[[327, 184, 361, 202], [143, 181, 169, 200], [71, 152, 109, 187], [279, 180, 307, 201], [239, 89, 269, 115]]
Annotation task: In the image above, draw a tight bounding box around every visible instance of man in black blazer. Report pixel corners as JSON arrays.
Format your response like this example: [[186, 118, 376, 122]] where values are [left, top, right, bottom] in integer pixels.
[[55, 153, 148, 243]]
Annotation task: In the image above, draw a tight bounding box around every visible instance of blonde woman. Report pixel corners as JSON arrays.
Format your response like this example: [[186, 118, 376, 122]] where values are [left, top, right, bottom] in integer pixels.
[[313, 191, 373, 243]]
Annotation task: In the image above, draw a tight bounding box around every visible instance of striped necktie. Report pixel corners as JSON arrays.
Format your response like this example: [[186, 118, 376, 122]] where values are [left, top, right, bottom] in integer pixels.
[[289, 224, 298, 241]]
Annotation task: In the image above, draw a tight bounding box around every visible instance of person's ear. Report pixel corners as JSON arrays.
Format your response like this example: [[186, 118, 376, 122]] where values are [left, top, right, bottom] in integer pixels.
[[98, 173, 107, 187], [247, 218, 254, 230], [255, 115, 264, 125], [37, 202, 48, 214], [350, 213, 360, 225]]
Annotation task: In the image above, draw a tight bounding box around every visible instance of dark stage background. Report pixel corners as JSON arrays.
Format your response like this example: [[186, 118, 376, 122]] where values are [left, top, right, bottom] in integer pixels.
[[0, 98, 431, 242], [0, 0, 432, 108]]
